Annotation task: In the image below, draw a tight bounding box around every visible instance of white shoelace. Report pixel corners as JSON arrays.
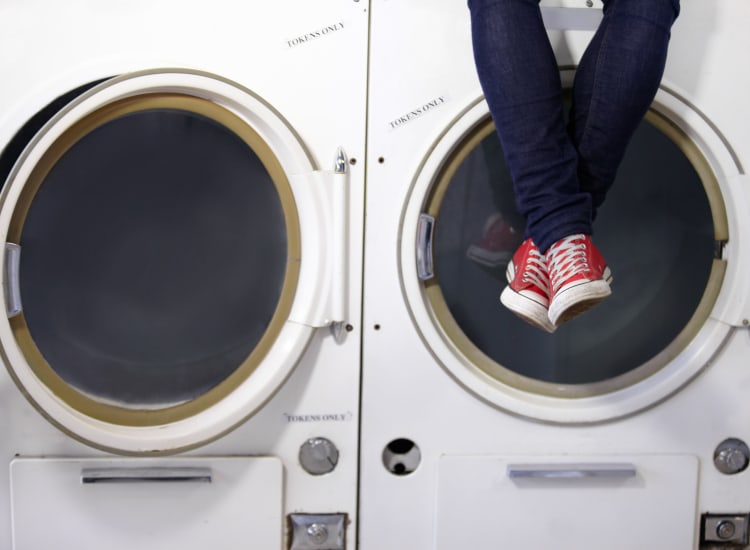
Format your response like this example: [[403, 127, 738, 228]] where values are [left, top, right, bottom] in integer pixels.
[[547, 234, 589, 291], [521, 245, 550, 296]]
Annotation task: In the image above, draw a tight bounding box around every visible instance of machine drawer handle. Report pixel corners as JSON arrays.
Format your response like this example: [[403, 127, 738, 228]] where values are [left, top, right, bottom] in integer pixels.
[[507, 463, 637, 480], [81, 467, 212, 484], [4, 243, 22, 318], [416, 213, 436, 280]]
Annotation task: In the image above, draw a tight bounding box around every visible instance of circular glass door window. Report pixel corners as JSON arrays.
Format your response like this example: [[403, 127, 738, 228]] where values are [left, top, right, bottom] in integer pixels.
[[7, 94, 299, 415], [424, 111, 725, 395]]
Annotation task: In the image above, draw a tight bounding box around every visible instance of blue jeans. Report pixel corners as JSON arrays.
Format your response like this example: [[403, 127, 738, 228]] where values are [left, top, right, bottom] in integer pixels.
[[469, 0, 680, 253]]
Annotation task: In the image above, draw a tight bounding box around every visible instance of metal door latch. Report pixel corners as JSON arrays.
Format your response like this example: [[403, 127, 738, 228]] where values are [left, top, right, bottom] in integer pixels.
[[288, 513, 346, 550], [701, 514, 750, 547]]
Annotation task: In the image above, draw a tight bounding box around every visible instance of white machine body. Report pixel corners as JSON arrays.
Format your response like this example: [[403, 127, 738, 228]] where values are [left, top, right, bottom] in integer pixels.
[[361, 1, 750, 549]]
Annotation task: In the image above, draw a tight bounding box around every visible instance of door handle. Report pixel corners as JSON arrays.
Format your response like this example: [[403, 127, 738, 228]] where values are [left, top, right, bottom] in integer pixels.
[[507, 463, 637, 480], [416, 213, 435, 280], [81, 467, 212, 484], [4, 243, 22, 317]]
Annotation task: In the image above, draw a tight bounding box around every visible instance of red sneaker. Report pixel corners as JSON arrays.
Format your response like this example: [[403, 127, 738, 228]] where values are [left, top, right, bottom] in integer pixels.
[[466, 213, 522, 268], [500, 238, 555, 333], [546, 234, 612, 327]]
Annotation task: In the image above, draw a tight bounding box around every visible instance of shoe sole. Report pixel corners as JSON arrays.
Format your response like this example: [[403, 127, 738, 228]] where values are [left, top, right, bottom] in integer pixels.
[[500, 286, 556, 333], [548, 277, 612, 327]]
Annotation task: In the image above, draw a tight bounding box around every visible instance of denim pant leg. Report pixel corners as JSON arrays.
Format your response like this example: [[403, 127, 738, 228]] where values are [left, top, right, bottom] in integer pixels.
[[469, 0, 679, 253], [570, 0, 680, 219], [469, 0, 590, 253]]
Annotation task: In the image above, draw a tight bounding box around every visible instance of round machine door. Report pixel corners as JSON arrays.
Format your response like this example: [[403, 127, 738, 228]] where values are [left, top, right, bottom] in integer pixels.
[[0, 71, 337, 453], [402, 85, 748, 423]]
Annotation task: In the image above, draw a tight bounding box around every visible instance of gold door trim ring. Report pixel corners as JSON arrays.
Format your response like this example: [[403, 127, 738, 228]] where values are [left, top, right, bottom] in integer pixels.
[[421, 108, 727, 399], [4, 93, 302, 427]]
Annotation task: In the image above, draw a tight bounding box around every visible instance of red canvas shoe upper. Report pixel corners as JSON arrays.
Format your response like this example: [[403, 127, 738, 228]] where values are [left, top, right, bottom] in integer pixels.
[[506, 238, 550, 307], [547, 234, 611, 299]]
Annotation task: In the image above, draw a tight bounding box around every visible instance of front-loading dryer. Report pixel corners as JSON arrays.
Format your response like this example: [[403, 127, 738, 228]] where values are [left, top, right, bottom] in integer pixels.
[[362, 0, 750, 548], [0, 2, 368, 549]]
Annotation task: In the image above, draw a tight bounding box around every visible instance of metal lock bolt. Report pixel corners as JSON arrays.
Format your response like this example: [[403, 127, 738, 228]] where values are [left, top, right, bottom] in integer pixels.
[[717, 520, 737, 540]]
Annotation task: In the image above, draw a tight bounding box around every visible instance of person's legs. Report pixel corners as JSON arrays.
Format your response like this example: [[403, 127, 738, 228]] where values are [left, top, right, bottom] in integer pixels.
[[543, 0, 680, 326], [568, 0, 680, 216], [468, 0, 679, 328], [469, 0, 591, 255]]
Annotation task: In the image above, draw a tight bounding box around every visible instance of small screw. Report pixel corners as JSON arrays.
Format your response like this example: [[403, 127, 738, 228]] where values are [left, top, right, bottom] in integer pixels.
[[307, 523, 329, 545], [586, 0, 593, 6], [717, 520, 736, 540], [743, 319, 749, 326], [345, 324, 354, 332]]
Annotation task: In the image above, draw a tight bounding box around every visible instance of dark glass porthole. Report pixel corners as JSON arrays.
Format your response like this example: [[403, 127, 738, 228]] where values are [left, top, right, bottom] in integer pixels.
[[6, 94, 299, 418], [425, 110, 724, 393]]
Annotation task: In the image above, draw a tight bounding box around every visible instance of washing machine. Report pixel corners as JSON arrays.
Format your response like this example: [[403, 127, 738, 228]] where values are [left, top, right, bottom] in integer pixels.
[[0, 1, 368, 548], [362, 0, 750, 548]]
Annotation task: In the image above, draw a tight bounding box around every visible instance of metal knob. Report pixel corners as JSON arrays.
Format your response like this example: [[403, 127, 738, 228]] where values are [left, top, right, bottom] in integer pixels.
[[714, 438, 750, 475], [299, 437, 339, 475]]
